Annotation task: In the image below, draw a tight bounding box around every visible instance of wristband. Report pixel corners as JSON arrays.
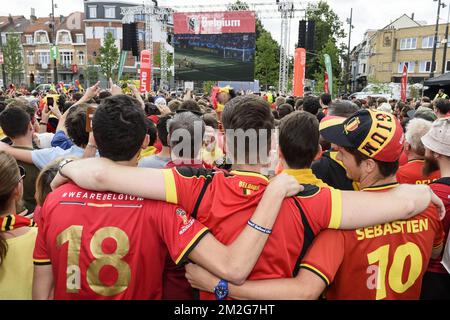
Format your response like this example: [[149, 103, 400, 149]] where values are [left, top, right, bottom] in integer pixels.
[[87, 143, 98, 149], [58, 159, 75, 179], [247, 219, 272, 234]]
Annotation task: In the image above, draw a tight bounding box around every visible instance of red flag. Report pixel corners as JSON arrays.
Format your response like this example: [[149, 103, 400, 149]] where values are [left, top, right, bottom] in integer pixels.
[[293, 48, 306, 96], [324, 72, 329, 94], [140, 50, 152, 94], [401, 64, 408, 102]]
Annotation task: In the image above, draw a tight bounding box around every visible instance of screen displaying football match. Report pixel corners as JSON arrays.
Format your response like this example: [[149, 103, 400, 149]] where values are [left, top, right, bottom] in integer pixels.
[[173, 11, 256, 81]]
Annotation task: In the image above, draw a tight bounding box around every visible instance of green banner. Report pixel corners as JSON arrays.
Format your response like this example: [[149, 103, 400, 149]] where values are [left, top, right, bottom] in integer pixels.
[[50, 45, 59, 60], [118, 51, 127, 81], [324, 54, 333, 96]]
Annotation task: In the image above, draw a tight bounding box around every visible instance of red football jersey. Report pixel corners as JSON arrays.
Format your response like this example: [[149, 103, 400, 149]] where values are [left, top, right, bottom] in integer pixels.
[[427, 178, 450, 274], [396, 160, 440, 185], [300, 183, 444, 300], [33, 183, 209, 300], [161, 167, 343, 300]]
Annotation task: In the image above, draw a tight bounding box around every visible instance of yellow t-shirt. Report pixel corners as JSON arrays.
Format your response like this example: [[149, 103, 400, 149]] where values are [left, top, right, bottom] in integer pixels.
[[0, 228, 37, 300]]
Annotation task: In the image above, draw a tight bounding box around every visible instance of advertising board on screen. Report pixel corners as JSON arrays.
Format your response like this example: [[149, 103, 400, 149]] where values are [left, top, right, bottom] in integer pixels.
[[174, 11, 256, 81]]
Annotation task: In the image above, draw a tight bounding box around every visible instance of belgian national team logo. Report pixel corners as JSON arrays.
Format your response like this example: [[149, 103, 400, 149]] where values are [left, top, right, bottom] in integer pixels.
[[176, 208, 189, 225], [344, 117, 360, 134]]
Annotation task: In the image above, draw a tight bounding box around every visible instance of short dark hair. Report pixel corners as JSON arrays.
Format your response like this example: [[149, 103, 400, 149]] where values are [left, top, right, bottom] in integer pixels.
[[222, 96, 274, 163], [146, 118, 157, 146], [295, 98, 304, 110], [65, 104, 89, 147], [93, 95, 147, 161], [303, 96, 321, 115], [278, 103, 294, 119], [98, 91, 112, 102], [202, 113, 219, 129], [279, 111, 319, 169], [320, 93, 332, 106], [6, 99, 35, 122], [344, 147, 399, 178], [145, 103, 160, 116], [329, 101, 360, 118], [180, 99, 202, 114], [377, 97, 388, 105], [422, 96, 431, 103], [167, 111, 205, 159], [435, 98, 450, 115], [72, 92, 83, 101], [0, 107, 31, 138], [157, 114, 173, 147]]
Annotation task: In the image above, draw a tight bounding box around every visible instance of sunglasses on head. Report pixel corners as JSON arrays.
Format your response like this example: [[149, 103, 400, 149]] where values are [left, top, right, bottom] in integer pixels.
[[18, 165, 26, 182]]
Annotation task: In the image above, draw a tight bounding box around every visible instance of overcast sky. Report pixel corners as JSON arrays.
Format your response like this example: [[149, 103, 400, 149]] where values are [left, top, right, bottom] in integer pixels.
[[1, 0, 447, 53]]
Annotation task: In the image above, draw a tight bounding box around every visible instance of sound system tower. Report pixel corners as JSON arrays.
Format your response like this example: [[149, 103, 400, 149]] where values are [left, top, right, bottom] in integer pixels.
[[298, 20, 306, 49], [306, 20, 316, 52], [122, 23, 139, 57]]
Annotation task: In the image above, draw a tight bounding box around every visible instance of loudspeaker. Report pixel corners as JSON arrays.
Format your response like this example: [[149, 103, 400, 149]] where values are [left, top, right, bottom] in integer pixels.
[[298, 20, 306, 49], [306, 20, 316, 52], [122, 23, 139, 57]]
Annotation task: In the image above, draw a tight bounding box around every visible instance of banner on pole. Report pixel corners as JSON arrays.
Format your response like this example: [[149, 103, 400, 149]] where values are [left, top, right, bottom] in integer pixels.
[[401, 64, 408, 102], [324, 54, 333, 96], [293, 48, 306, 97], [140, 50, 152, 94]]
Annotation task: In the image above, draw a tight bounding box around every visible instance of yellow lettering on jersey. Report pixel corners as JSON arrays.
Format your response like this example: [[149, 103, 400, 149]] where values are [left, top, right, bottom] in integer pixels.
[[356, 218, 430, 240], [356, 229, 365, 241], [238, 181, 260, 191]]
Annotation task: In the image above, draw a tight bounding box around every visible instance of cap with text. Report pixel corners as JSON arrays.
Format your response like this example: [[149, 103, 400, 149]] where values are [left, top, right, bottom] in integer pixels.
[[320, 109, 404, 162]]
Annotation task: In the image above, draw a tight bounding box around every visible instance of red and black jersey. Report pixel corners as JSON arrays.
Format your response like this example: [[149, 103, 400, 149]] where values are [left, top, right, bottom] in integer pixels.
[[33, 183, 208, 300], [396, 160, 440, 185], [427, 177, 450, 274], [161, 167, 343, 300], [299, 183, 444, 300]]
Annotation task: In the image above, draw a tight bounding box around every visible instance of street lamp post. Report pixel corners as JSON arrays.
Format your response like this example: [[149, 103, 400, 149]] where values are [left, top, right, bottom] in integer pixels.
[[441, 2, 450, 74], [431, 0, 446, 78], [345, 8, 354, 95], [51, 0, 58, 84], [0, 31, 6, 89]]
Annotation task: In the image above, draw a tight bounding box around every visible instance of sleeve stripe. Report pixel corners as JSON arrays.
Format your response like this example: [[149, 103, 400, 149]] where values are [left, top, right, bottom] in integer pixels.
[[33, 259, 51, 266], [175, 227, 210, 265], [328, 188, 342, 229], [299, 263, 330, 286], [162, 169, 178, 204]]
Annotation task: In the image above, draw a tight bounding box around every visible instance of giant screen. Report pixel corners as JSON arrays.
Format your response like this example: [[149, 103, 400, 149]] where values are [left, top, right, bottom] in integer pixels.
[[173, 11, 256, 81]]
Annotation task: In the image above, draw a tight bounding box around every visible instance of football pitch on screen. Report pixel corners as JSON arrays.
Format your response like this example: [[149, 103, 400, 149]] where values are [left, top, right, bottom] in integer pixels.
[[175, 48, 254, 81]]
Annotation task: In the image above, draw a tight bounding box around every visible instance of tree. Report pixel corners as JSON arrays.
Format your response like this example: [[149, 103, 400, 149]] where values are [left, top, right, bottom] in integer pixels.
[[2, 33, 23, 85], [306, 1, 346, 93], [255, 30, 279, 90], [96, 32, 119, 81], [85, 59, 99, 87], [228, 1, 280, 88]]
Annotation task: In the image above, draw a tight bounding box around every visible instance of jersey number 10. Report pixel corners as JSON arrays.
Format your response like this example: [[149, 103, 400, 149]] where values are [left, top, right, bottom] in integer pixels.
[[366, 242, 422, 300]]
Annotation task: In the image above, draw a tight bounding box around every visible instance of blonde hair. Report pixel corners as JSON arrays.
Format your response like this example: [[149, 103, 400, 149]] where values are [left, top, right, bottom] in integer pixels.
[[405, 118, 433, 156], [0, 151, 20, 265]]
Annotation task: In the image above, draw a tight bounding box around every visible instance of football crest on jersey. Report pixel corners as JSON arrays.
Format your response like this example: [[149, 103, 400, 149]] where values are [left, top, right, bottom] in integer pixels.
[[176, 208, 189, 225]]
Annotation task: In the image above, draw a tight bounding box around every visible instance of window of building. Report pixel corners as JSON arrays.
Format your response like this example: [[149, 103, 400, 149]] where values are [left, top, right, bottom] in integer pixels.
[[446, 61, 450, 72], [60, 51, 73, 68], [398, 61, 415, 73], [422, 36, 439, 49], [57, 31, 71, 44], [27, 52, 34, 65], [419, 61, 433, 73], [400, 38, 417, 50], [89, 6, 97, 19], [35, 31, 49, 44], [78, 51, 85, 65], [38, 52, 50, 65], [104, 27, 117, 39], [76, 34, 84, 43], [104, 6, 116, 19], [25, 35, 33, 44]]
